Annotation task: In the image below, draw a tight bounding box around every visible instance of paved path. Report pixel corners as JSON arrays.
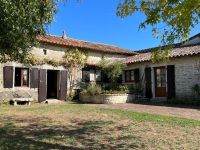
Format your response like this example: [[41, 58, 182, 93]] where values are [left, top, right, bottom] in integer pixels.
[[89, 103, 200, 120]]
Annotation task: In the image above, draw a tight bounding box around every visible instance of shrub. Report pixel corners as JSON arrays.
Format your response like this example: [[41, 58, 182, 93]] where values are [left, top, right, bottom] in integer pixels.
[[80, 85, 102, 96], [98, 57, 126, 83], [192, 84, 200, 96], [0, 100, 10, 106], [80, 84, 142, 96], [168, 98, 200, 106]]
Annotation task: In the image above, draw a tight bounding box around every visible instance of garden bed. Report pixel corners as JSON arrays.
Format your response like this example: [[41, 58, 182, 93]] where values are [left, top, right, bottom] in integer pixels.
[[80, 94, 135, 104]]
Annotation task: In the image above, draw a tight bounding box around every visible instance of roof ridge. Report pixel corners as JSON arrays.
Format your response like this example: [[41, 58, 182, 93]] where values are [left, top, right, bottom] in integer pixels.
[[124, 44, 200, 64], [38, 34, 138, 55], [44, 34, 135, 52]]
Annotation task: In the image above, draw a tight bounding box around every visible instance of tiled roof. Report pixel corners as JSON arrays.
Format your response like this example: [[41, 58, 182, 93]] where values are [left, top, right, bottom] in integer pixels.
[[137, 33, 200, 53], [37, 34, 137, 55], [124, 45, 200, 64]]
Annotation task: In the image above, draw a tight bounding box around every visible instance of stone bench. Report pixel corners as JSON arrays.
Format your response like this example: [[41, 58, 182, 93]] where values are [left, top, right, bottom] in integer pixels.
[[11, 98, 33, 106]]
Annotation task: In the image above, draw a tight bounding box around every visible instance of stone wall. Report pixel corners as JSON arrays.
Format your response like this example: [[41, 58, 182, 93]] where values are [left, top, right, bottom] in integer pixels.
[[123, 55, 200, 99], [0, 43, 130, 102], [32, 44, 128, 90], [33, 44, 127, 65]]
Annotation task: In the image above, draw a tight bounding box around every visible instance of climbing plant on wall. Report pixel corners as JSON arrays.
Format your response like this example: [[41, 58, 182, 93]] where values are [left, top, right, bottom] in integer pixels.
[[62, 48, 88, 96]]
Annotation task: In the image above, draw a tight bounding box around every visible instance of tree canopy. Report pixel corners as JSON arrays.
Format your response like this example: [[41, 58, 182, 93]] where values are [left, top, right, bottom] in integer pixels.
[[117, 0, 200, 45], [0, 0, 58, 62]]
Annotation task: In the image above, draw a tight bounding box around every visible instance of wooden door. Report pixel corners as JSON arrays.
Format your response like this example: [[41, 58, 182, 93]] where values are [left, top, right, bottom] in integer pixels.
[[154, 67, 167, 97], [58, 70, 67, 101], [38, 69, 47, 102]]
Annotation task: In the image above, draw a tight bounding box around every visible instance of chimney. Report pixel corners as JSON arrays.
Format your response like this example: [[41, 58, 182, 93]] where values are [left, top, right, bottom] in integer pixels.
[[62, 30, 67, 38]]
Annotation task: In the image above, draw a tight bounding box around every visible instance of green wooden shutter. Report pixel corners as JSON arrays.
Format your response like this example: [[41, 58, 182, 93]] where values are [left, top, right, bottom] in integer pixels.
[[134, 69, 140, 83], [145, 67, 152, 98], [30, 68, 39, 88], [3, 66, 13, 88], [167, 65, 175, 99]]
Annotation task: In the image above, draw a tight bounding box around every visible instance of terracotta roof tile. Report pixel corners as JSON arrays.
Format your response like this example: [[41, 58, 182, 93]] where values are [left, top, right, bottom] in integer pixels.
[[124, 45, 200, 64], [37, 34, 137, 55]]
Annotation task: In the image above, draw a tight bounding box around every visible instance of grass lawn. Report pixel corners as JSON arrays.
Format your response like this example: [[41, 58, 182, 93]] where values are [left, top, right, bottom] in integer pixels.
[[0, 103, 200, 150]]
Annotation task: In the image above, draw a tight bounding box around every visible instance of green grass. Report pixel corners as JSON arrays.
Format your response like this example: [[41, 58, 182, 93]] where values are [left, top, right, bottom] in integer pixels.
[[0, 103, 199, 150]]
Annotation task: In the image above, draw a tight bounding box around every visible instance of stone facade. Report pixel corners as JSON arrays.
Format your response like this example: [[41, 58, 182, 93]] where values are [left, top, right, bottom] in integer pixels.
[[33, 44, 127, 65], [123, 55, 200, 99], [0, 43, 129, 102]]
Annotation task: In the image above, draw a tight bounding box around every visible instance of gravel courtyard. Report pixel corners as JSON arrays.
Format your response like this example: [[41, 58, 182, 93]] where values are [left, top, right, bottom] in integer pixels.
[[89, 103, 200, 120]]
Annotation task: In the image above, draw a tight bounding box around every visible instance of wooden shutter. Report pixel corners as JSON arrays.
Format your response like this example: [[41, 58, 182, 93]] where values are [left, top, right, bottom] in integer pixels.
[[167, 65, 175, 99], [59, 70, 67, 101], [145, 67, 152, 98], [3, 66, 13, 88], [38, 69, 47, 102], [134, 69, 140, 83], [30, 68, 38, 88]]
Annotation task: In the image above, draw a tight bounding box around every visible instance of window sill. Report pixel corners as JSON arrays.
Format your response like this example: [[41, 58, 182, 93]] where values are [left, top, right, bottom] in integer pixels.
[[14, 87, 30, 90]]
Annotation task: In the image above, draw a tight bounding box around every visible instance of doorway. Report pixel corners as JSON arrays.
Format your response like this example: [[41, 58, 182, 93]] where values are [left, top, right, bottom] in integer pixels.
[[47, 70, 58, 99], [154, 67, 167, 97]]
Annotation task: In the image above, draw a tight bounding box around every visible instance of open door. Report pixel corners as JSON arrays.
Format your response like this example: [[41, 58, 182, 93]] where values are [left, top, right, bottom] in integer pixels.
[[47, 70, 58, 99], [154, 67, 167, 97], [58, 70, 67, 101], [38, 69, 47, 102]]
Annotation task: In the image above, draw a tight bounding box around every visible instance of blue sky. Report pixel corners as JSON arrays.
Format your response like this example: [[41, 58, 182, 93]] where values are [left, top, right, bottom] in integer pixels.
[[48, 0, 200, 51]]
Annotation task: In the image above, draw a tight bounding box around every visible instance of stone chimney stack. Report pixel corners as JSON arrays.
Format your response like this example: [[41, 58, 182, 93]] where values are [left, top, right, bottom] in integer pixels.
[[62, 30, 67, 38]]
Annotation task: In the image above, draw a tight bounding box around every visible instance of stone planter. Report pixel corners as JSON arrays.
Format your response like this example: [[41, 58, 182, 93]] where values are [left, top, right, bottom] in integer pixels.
[[80, 94, 135, 104]]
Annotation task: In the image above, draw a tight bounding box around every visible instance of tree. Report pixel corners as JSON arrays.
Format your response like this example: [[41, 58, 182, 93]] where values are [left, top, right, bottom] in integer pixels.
[[107, 61, 126, 83], [0, 0, 59, 62], [117, 0, 200, 45], [98, 57, 126, 83], [62, 48, 87, 96]]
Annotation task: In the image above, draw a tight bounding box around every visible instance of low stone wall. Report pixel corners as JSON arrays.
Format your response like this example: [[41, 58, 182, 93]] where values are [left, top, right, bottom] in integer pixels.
[[80, 94, 135, 104], [0, 88, 38, 102]]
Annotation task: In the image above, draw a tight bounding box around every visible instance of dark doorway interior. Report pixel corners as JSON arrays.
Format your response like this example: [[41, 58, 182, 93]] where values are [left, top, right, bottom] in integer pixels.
[[47, 70, 58, 99]]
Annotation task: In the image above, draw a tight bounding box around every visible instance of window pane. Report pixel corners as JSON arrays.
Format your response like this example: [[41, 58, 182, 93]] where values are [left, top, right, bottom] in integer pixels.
[[96, 70, 101, 82], [82, 70, 90, 82], [22, 69, 28, 86], [156, 68, 166, 87], [130, 70, 134, 81], [125, 71, 130, 82], [15, 68, 29, 87], [90, 69, 95, 82]]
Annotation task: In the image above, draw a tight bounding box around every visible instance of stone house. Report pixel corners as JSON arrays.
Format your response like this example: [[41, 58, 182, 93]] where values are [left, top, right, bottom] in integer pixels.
[[0, 34, 136, 102], [122, 33, 200, 100], [1, 33, 200, 103]]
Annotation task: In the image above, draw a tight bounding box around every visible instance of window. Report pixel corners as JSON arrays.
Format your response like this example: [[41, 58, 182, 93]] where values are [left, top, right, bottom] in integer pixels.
[[156, 68, 166, 87], [82, 68, 90, 82], [125, 70, 135, 82], [15, 68, 29, 87], [96, 70, 101, 82], [43, 49, 47, 55], [82, 68, 102, 83], [90, 69, 95, 82]]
